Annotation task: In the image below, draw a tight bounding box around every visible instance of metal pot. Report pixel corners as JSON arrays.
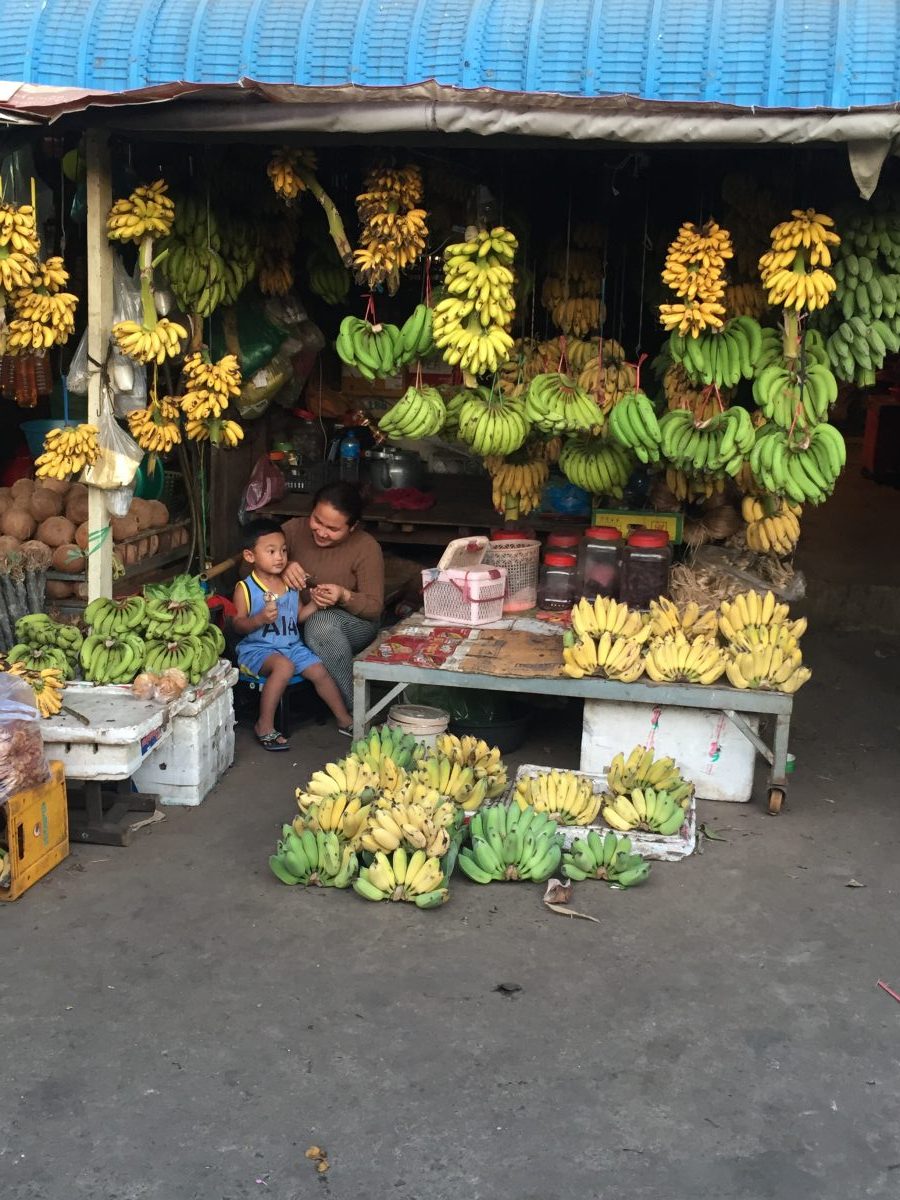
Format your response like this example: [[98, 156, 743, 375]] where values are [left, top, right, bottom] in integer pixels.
[[364, 447, 425, 491]]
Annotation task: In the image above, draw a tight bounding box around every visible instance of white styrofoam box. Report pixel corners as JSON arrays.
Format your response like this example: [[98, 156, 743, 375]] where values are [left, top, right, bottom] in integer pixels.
[[509, 763, 695, 861], [133, 673, 237, 807], [41, 694, 171, 781], [580, 698, 758, 803]]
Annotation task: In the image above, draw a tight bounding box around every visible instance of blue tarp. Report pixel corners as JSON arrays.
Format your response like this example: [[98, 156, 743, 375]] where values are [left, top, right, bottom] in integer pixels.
[[1, 0, 898, 110]]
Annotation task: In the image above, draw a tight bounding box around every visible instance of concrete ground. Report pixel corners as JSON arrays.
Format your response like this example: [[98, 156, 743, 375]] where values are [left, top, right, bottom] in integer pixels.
[[2, 628, 900, 1200]]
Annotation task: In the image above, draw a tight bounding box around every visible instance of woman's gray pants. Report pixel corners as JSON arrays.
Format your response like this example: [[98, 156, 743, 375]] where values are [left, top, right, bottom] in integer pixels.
[[302, 609, 380, 711]]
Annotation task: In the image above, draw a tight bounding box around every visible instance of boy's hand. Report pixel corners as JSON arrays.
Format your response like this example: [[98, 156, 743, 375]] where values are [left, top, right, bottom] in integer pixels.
[[260, 597, 279, 624], [282, 561, 308, 590]]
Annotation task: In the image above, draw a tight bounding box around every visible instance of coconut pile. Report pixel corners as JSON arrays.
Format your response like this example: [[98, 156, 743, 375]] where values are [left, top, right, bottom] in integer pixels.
[[0, 478, 187, 602]]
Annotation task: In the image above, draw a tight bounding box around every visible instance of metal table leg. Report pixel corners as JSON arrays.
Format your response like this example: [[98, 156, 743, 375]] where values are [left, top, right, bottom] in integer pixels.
[[352, 671, 370, 741], [767, 711, 792, 814]]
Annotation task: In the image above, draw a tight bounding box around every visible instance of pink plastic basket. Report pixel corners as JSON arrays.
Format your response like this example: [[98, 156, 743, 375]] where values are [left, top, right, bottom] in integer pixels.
[[421, 537, 507, 626]]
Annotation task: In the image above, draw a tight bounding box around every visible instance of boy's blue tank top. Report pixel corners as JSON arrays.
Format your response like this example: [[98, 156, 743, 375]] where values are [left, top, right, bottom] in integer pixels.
[[236, 573, 301, 654]]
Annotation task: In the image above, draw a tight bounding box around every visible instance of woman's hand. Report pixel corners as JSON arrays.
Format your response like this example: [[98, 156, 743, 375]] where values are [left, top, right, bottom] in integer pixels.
[[282, 560, 308, 590], [312, 583, 349, 609]]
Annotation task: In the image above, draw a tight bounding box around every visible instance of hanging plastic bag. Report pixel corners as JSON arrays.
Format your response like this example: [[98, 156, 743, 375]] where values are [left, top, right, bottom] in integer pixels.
[[239, 455, 285, 522], [113, 254, 142, 324], [81, 384, 144, 490], [237, 350, 293, 420], [0, 673, 50, 801], [105, 484, 136, 518], [66, 328, 90, 395]]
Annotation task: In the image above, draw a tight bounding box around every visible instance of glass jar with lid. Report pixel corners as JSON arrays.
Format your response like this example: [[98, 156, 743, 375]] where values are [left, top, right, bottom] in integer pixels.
[[620, 530, 672, 610], [537, 552, 578, 612], [545, 532, 581, 555], [578, 526, 623, 602]]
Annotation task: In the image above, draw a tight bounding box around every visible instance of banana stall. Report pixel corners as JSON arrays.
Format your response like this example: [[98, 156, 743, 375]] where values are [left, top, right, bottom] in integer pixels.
[[0, 0, 898, 878]]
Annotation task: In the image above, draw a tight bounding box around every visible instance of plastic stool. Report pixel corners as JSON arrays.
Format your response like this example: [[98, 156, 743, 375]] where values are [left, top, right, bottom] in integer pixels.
[[238, 666, 306, 737]]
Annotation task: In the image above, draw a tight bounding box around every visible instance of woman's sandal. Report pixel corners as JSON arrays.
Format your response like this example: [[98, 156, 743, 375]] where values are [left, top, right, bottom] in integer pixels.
[[257, 729, 290, 752]]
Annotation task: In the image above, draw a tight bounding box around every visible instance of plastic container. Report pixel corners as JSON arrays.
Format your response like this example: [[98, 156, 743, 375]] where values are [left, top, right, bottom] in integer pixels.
[[339, 430, 361, 482], [545, 532, 581, 554], [483, 538, 540, 613], [578, 525, 623, 601], [387, 703, 450, 750], [620, 530, 672, 609], [491, 529, 535, 542], [422, 536, 507, 626], [537, 552, 578, 612], [293, 411, 327, 464]]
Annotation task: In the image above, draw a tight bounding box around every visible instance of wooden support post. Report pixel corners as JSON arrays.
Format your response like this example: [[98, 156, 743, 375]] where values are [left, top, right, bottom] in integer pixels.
[[85, 129, 114, 602]]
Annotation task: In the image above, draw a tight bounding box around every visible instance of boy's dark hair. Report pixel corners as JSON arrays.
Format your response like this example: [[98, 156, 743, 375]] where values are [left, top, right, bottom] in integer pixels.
[[240, 517, 285, 552], [312, 481, 363, 527]]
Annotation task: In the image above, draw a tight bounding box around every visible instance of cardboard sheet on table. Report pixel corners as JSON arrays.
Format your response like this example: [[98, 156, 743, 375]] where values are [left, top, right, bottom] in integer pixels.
[[445, 627, 564, 678]]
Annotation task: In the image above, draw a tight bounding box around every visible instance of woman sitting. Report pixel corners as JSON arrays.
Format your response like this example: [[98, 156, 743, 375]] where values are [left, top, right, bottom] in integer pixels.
[[281, 482, 384, 715]]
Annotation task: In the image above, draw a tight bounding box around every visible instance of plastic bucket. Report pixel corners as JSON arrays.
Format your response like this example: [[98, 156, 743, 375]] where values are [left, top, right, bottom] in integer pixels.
[[387, 703, 449, 750], [21, 419, 69, 457]]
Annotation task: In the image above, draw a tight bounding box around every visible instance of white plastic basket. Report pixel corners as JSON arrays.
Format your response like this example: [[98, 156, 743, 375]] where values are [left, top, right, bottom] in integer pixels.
[[483, 539, 540, 613], [421, 536, 507, 626]]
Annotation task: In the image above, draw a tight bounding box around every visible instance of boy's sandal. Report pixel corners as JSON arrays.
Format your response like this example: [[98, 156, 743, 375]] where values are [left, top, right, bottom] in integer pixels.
[[257, 730, 289, 752]]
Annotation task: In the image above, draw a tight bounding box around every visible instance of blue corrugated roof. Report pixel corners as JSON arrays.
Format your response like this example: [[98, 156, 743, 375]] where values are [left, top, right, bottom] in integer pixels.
[[1, 0, 899, 110]]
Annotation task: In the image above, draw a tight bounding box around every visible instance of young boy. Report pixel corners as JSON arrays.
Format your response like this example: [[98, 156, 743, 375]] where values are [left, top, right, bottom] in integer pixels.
[[233, 518, 352, 751]]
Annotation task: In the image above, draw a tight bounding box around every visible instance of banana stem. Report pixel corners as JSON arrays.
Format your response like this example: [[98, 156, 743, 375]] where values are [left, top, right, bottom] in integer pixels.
[[782, 309, 800, 363], [296, 167, 353, 266], [138, 236, 158, 331]]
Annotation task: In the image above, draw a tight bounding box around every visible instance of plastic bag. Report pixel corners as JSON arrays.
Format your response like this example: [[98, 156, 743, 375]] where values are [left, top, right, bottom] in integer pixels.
[[81, 385, 144, 490], [114, 255, 142, 323], [105, 484, 135, 517], [238, 350, 292, 419], [0, 673, 50, 801], [208, 295, 286, 376], [239, 455, 285, 521], [66, 329, 90, 395], [111, 349, 148, 418]]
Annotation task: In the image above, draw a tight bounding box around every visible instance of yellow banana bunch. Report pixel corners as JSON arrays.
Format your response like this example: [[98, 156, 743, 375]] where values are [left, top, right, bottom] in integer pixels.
[[742, 495, 802, 556], [718, 591, 805, 640], [758, 209, 840, 311], [434, 226, 518, 373], [354, 163, 427, 291], [662, 363, 722, 421], [266, 147, 315, 201], [353, 848, 448, 906], [601, 786, 686, 836], [8, 663, 64, 717], [483, 456, 548, 519], [562, 632, 645, 682], [570, 596, 649, 642], [547, 296, 605, 337], [433, 733, 507, 800], [127, 398, 183, 455], [578, 355, 637, 412], [606, 745, 694, 808], [725, 645, 812, 693], [643, 632, 726, 685], [664, 465, 725, 503], [725, 281, 768, 319], [35, 424, 100, 480], [112, 317, 188, 365], [292, 794, 372, 846], [514, 769, 602, 826], [106, 180, 174, 243], [180, 352, 242, 418], [414, 752, 490, 810], [659, 219, 733, 336], [359, 801, 455, 857], [297, 757, 379, 805], [6, 252, 79, 353], [647, 596, 718, 640], [258, 260, 294, 296]]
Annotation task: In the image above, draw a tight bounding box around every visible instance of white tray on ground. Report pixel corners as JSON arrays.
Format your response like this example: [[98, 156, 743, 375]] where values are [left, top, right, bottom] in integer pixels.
[[507, 763, 696, 862]]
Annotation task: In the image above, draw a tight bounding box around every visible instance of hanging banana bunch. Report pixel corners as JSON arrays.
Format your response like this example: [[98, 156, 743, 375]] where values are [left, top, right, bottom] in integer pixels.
[[353, 163, 428, 294]]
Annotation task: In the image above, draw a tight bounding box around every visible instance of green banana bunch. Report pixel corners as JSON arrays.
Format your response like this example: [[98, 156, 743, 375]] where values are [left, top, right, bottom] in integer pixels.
[[558, 434, 633, 498], [749, 421, 846, 504], [307, 246, 350, 305], [144, 596, 209, 639], [456, 388, 531, 456], [378, 385, 446, 439], [336, 315, 402, 380], [669, 316, 762, 387], [7, 642, 73, 680], [84, 596, 147, 636], [456, 802, 563, 883], [80, 632, 146, 683], [15, 614, 61, 648], [659, 405, 755, 477], [752, 357, 838, 429], [600, 787, 686, 836], [143, 635, 204, 677], [441, 389, 468, 437], [350, 724, 421, 772], [562, 830, 651, 887], [395, 303, 435, 366], [608, 389, 662, 464], [606, 745, 694, 808], [524, 372, 599, 434], [270, 825, 358, 887], [158, 196, 231, 317], [352, 847, 448, 907]]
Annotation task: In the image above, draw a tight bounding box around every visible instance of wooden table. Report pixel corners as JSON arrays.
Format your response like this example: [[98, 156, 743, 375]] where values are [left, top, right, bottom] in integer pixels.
[[352, 615, 795, 813]]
